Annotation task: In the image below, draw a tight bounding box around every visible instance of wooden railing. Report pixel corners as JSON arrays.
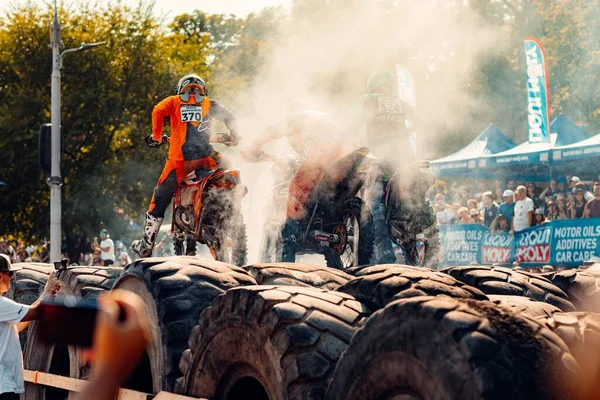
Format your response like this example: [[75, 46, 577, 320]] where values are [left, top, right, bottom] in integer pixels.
[[23, 370, 201, 399]]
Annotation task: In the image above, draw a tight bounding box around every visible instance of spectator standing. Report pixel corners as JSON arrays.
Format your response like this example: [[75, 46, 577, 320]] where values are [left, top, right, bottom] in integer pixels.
[[497, 190, 515, 225], [16, 246, 28, 263], [93, 230, 115, 266], [570, 188, 588, 218], [495, 214, 511, 233], [555, 198, 569, 220], [574, 182, 594, 202], [429, 184, 449, 204], [526, 183, 543, 209], [545, 199, 558, 220], [92, 250, 103, 266], [540, 179, 559, 201], [482, 191, 498, 228], [533, 209, 547, 226], [507, 180, 517, 191], [0, 241, 16, 263], [511, 186, 534, 234], [0, 255, 61, 399], [584, 185, 600, 218], [39, 245, 49, 263], [469, 208, 482, 224], [433, 195, 454, 225], [494, 180, 504, 201], [466, 199, 478, 212], [569, 176, 581, 194], [119, 252, 132, 267], [457, 207, 471, 224]]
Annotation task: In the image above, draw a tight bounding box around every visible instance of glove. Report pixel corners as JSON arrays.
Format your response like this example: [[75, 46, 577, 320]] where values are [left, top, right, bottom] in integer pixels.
[[145, 135, 166, 148], [227, 132, 240, 147]]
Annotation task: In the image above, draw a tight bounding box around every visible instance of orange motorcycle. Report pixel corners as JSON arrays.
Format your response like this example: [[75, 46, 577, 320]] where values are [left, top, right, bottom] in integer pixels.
[[148, 133, 247, 265]]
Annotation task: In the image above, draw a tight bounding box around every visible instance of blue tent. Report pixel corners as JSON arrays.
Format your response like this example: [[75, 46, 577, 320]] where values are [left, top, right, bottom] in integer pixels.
[[482, 114, 590, 169], [551, 133, 600, 163], [430, 124, 515, 177]]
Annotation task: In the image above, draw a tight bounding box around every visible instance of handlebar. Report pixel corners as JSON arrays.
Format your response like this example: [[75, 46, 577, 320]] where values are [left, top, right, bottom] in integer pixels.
[[145, 132, 237, 148]]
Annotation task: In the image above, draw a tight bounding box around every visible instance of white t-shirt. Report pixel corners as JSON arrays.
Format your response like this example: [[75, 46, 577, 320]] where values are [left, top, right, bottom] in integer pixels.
[[513, 197, 534, 232], [0, 296, 30, 394], [100, 238, 115, 262]]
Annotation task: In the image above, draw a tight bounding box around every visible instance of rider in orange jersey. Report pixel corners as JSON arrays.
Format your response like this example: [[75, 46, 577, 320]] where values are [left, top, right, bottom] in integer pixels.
[[132, 74, 240, 257]]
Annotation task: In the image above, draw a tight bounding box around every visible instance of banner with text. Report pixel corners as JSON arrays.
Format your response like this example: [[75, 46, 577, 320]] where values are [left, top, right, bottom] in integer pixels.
[[524, 37, 551, 144], [440, 218, 600, 267]]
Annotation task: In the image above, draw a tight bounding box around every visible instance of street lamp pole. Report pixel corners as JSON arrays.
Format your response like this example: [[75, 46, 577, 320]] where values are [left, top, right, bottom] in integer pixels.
[[49, 1, 62, 263], [49, 1, 105, 262]]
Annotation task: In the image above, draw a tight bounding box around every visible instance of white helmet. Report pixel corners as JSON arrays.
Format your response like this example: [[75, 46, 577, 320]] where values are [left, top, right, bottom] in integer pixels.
[[176, 74, 206, 102]]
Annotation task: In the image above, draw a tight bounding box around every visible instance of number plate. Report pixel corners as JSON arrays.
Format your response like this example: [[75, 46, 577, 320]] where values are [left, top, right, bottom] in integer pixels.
[[378, 97, 402, 113], [180, 105, 202, 123]]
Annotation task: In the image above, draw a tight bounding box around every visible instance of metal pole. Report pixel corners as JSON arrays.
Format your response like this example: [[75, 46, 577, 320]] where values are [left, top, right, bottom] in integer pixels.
[[49, 3, 62, 262]]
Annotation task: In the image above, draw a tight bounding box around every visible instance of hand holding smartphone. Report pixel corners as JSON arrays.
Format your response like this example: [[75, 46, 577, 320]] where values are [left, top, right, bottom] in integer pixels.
[[38, 296, 100, 347]]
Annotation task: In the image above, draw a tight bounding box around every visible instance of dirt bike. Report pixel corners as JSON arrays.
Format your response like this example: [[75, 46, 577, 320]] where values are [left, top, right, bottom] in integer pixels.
[[146, 133, 248, 266], [242, 148, 376, 269], [382, 160, 439, 267]]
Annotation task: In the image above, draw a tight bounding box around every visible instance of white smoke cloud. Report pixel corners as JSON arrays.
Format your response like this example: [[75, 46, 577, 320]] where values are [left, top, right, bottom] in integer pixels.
[[222, 0, 500, 264]]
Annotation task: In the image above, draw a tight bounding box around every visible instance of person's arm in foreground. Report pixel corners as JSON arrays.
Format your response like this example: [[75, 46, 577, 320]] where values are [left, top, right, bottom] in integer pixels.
[[74, 290, 150, 400], [17, 274, 61, 332]]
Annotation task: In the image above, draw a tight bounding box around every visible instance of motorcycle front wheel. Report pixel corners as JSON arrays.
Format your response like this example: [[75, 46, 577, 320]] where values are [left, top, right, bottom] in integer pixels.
[[209, 213, 248, 267], [325, 197, 374, 270]]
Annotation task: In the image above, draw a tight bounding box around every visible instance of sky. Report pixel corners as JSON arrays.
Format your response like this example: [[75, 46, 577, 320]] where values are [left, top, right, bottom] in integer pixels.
[[0, 0, 292, 17]]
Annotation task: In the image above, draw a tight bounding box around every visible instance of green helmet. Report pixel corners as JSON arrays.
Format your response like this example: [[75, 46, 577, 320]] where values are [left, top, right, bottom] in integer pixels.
[[366, 69, 397, 95]]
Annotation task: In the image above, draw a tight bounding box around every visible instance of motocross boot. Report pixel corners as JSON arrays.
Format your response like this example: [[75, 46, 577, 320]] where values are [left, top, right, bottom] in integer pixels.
[[132, 213, 163, 258], [281, 218, 301, 263]]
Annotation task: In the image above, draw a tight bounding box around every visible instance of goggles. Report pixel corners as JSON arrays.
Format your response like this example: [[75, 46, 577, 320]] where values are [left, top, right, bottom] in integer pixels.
[[179, 84, 206, 102]]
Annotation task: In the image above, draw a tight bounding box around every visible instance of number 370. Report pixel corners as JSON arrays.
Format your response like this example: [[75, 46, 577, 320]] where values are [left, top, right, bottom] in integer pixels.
[[182, 112, 201, 122]]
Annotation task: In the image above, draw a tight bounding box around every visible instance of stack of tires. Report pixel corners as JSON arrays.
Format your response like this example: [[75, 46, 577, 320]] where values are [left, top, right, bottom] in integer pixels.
[[9, 260, 600, 400]]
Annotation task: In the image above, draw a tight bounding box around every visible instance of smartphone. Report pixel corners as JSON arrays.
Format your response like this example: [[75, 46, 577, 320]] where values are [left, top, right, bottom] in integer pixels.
[[38, 296, 99, 347]]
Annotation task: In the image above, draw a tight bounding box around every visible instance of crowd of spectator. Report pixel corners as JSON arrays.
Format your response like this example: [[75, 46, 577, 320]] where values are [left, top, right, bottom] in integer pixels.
[[429, 175, 600, 233], [0, 228, 176, 267], [0, 229, 137, 267]]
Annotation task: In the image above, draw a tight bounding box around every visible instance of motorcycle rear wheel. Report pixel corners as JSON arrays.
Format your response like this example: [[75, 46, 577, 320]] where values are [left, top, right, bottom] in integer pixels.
[[325, 198, 374, 270]]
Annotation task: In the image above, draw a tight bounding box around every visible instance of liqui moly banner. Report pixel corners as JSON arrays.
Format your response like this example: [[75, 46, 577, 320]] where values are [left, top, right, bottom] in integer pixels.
[[439, 219, 600, 267], [481, 232, 513, 265], [514, 225, 551, 264], [524, 37, 551, 143]]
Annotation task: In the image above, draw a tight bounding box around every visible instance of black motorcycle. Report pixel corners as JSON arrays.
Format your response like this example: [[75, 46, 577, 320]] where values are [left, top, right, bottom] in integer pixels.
[[242, 148, 376, 269]]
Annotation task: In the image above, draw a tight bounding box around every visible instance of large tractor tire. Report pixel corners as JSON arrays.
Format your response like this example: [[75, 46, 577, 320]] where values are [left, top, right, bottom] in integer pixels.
[[6, 262, 53, 305], [487, 295, 562, 318], [5, 263, 53, 350], [243, 263, 352, 290], [544, 269, 600, 311], [338, 265, 487, 310], [442, 265, 575, 311], [176, 285, 370, 400], [536, 312, 600, 398], [112, 256, 256, 394], [23, 265, 124, 400], [326, 296, 584, 400]]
